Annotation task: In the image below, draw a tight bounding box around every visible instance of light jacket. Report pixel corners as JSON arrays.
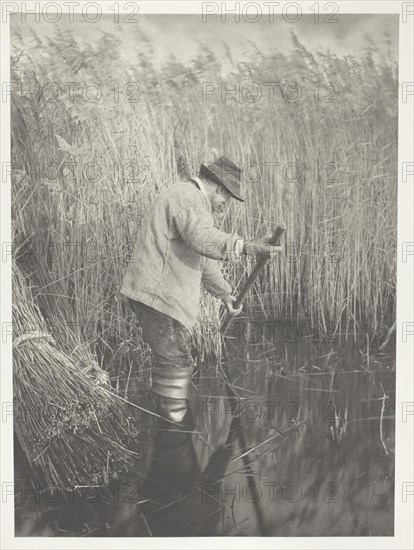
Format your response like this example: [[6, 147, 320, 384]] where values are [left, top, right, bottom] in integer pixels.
[[120, 178, 242, 329]]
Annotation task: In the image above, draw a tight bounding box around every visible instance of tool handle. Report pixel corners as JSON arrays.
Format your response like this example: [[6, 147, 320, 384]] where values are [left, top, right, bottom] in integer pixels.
[[233, 224, 285, 309], [222, 223, 286, 332]]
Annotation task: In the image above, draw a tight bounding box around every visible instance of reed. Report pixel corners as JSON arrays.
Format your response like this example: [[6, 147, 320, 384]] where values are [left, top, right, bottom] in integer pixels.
[[13, 263, 140, 486], [10, 27, 397, 367]]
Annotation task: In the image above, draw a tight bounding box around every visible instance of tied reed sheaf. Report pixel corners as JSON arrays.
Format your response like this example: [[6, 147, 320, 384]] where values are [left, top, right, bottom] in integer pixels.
[[13, 264, 140, 486], [10, 29, 397, 369]]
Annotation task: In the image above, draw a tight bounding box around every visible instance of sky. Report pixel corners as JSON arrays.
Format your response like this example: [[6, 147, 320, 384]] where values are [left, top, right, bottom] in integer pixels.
[[138, 14, 398, 66], [11, 13, 399, 70]]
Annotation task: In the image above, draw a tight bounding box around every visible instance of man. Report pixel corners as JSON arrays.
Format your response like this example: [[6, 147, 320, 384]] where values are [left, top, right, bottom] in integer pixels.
[[120, 156, 282, 426]]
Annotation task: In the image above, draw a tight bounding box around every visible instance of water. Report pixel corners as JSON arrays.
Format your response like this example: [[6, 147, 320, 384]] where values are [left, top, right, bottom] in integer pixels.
[[14, 327, 395, 537], [190, 336, 395, 536]]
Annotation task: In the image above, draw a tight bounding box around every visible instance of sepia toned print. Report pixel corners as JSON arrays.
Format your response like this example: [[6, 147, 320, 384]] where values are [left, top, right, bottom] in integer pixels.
[[4, 5, 403, 541]]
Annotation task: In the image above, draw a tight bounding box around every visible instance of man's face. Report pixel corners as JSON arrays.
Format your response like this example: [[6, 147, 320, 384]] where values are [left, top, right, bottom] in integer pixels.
[[209, 184, 232, 208], [211, 187, 232, 228], [212, 203, 226, 228]]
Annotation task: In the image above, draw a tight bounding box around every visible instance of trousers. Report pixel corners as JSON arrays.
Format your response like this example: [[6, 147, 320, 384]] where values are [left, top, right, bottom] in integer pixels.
[[128, 299, 195, 423]]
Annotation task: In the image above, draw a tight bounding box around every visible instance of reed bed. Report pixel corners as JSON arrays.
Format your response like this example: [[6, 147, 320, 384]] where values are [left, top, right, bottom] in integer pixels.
[[10, 26, 397, 363]]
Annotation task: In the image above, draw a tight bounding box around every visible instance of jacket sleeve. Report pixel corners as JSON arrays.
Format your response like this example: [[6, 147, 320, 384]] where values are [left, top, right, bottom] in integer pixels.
[[174, 204, 241, 261], [201, 258, 233, 299]]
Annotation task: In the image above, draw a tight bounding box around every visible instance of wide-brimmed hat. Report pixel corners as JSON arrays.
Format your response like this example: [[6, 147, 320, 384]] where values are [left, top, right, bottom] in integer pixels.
[[200, 156, 244, 202]]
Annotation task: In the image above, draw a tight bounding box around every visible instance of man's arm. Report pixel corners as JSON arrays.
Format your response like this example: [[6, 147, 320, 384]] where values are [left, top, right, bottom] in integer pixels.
[[201, 258, 243, 316], [174, 204, 243, 261], [201, 257, 233, 299]]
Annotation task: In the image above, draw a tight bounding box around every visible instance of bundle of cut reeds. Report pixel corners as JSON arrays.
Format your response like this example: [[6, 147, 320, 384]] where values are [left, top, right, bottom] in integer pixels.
[[13, 264, 140, 487]]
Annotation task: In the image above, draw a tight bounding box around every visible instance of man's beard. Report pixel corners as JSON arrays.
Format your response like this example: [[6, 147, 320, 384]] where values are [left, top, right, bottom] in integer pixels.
[[212, 204, 226, 228]]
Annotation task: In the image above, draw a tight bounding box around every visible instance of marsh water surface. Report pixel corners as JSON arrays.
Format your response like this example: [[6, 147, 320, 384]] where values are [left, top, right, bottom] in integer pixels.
[[15, 323, 395, 537]]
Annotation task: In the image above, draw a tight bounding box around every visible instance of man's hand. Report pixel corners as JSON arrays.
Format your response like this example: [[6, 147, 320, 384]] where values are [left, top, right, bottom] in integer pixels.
[[223, 294, 243, 316], [243, 235, 284, 260]]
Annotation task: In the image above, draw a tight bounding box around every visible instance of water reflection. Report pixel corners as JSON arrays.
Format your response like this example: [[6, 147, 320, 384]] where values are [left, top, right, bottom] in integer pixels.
[[14, 331, 395, 537], [137, 334, 395, 536], [193, 335, 394, 536]]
